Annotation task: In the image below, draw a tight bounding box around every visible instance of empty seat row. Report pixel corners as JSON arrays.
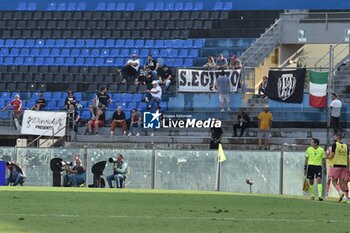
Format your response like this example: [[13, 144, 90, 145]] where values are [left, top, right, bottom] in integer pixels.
[[0, 56, 193, 67], [0, 65, 118, 74], [0, 29, 191, 39], [1, 11, 228, 21], [0, 19, 213, 31], [0, 48, 199, 58], [0, 39, 204, 49]]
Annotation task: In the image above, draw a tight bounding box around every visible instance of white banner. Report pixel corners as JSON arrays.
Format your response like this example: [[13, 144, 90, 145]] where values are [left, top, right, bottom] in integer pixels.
[[21, 110, 67, 137], [177, 69, 241, 92]]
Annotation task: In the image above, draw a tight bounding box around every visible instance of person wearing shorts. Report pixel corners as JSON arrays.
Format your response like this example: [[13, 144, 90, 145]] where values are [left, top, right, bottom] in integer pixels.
[[326, 133, 350, 203], [85, 106, 105, 135], [215, 70, 231, 112], [258, 105, 273, 150], [304, 138, 326, 201]]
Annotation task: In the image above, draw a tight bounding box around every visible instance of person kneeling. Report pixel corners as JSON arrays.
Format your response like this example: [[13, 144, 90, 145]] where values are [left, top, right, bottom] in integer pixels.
[[64, 159, 86, 187], [5, 161, 26, 186]]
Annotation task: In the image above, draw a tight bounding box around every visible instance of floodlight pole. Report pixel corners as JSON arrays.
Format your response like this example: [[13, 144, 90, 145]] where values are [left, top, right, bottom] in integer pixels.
[[326, 45, 333, 145]]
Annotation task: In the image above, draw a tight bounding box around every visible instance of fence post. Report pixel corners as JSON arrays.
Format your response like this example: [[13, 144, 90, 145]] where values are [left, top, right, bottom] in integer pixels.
[[83, 145, 88, 187], [151, 143, 156, 189], [279, 145, 284, 195]]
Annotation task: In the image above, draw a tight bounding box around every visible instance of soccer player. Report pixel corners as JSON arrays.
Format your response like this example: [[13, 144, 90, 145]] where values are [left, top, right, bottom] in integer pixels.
[[326, 133, 350, 203], [304, 138, 326, 201]]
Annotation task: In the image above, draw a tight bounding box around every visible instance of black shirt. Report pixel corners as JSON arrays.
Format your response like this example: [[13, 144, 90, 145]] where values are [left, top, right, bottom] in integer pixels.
[[72, 165, 86, 174], [237, 113, 250, 126], [159, 68, 173, 81], [36, 97, 46, 106], [65, 95, 76, 106], [113, 111, 126, 121], [146, 59, 158, 71], [97, 92, 110, 106], [211, 127, 223, 140]]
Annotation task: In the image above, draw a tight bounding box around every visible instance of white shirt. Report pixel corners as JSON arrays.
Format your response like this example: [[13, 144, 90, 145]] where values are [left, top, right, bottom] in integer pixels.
[[151, 85, 162, 99], [127, 59, 140, 71], [330, 99, 342, 117]]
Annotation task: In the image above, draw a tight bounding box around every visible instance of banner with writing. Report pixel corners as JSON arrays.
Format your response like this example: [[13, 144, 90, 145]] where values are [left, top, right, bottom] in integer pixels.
[[177, 69, 241, 92], [21, 110, 67, 137]]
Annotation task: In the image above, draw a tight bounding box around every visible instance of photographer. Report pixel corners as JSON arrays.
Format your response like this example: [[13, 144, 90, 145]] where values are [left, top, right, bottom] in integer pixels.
[[63, 159, 86, 187], [106, 154, 128, 189], [210, 125, 223, 149], [5, 161, 26, 186]]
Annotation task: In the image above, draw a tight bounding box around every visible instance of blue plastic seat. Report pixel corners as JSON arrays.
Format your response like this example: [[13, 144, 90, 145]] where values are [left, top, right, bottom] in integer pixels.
[[122, 93, 133, 101], [116, 2, 125, 11], [19, 48, 30, 56], [0, 48, 9, 56], [165, 58, 174, 67], [81, 110, 91, 120], [40, 49, 50, 56], [45, 57, 54, 65], [144, 2, 155, 11], [125, 40, 134, 48], [30, 49, 40, 56], [45, 39, 55, 47], [106, 2, 116, 11], [65, 39, 75, 47], [213, 2, 224, 10], [0, 111, 10, 119], [154, 40, 164, 48], [164, 3, 174, 10], [164, 40, 173, 48], [1, 92, 11, 101], [130, 49, 139, 56], [85, 58, 95, 65], [0, 100, 5, 109], [55, 39, 65, 47], [4, 57, 14, 65], [173, 40, 184, 48], [110, 49, 119, 56], [184, 2, 194, 11], [137, 102, 147, 110], [189, 49, 198, 57], [144, 40, 154, 48], [120, 49, 129, 57], [31, 92, 40, 100], [134, 40, 144, 48], [105, 58, 114, 66], [183, 39, 193, 48], [160, 102, 168, 110], [184, 58, 193, 67], [112, 93, 122, 101], [46, 100, 57, 110], [174, 2, 184, 11], [17, 2, 27, 10], [173, 58, 183, 67], [132, 93, 142, 102], [95, 39, 105, 47], [96, 2, 106, 10], [115, 58, 124, 66], [60, 48, 70, 56], [76, 39, 85, 47], [91, 49, 100, 57], [115, 39, 125, 48], [154, 2, 164, 11], [140, 49, 149, 57], [24, 57, 34, 65], [94, 58, 104, 66], [43, 92, 52, 100], [159, 49, 169, 57], [55, 57, 64, 65], [77, 2, 86, 10], [14, 57, 24, 65], [223, 2, 233, 10], [67, 2, 76, 11], [179, 49, 188, 57], [14, 39, 25, 47], [47, 3, 57, 11], [0, 40, 5, 47], [194, 2, 203, 10], [128, 101, 137, 110], [80, 49, 90, 57], [169, 49, 178, 57], [57, 3, 67, 11], [85, 39, 95, 47], [75, 58, 85, 66], [71, 49, 80, 56], [193, 39, 204, 48], [11, 48, 20, 56], [101, 49, 109, 57], [106, 39, 115, 47], [125, 2, 135, 11], [65, 57, 74, 65], [51, 92, 62, 100], [5, 40, 15, 47]]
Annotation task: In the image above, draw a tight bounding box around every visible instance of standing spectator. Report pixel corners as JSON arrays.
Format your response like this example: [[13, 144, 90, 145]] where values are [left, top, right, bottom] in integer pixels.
[[85, 104, 105, 135], [89, 87, 112, 118], [215, 70, 231, 112], [144, 54, 159, 81], [258, 105, 273, 150], [203, 56, 216, 70], [106, 154, 128, 189], [5, 161, 26, 186], [110, 106, 127, 136], [216, 54, 228, 70], [122, 53, 140, 84], [158, 65, 173, 88], [326, 133, 349, 203], [330, 93, 343, 135], [65, 90, 76, 110], [31, 93, 46, 111], [229, 55, 242, 69], [233, 109, 250, 137], [145, 81, 162, 109], [210, 125, 223, 149], [128, 109, 142, 136], [304, 138, 326, 201], [3, 94, 22, 128], [258, 76, 268, 99]]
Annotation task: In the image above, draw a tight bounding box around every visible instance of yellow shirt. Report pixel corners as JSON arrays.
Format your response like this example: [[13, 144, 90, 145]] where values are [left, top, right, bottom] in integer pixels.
[[258, 111, 273, 130], [305, 146, 325, 166], [333, 142, 348, 166]]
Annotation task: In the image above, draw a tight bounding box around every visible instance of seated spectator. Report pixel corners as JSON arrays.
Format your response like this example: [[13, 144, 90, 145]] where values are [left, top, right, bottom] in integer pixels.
[[158, 65, 173, 88], [85, 104, 105, 135], [121, 53, 140, 84], [216, 54, 228, 69], [128, 109, 142, 136], [5, 161, 26, 186], [31, 93, 46, 111], [229, 55, 242, 69], [233, 109, 250, 137], [258, 76, 268, 99], [89, 87, 112, 118], [144, 81, 162, 109], [63, 159, 86, 187], [144, 54, 159, 81], [138, 67, 154, 90], [65, 89, 77, 110], [111, 106, 127, 136], [203, 56, 216, 70]]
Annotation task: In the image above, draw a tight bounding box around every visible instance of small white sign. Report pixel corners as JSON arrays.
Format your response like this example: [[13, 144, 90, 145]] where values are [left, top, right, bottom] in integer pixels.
[[345, 29, 350, 42], [298, 29, 307, 42]]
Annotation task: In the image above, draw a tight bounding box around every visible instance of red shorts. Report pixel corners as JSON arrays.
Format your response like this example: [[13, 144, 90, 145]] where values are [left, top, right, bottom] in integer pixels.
[[90, 120, 103, 127], [345, 170, 350, 183], [328, 167, 335, 179], [332, 167, 348, 180]]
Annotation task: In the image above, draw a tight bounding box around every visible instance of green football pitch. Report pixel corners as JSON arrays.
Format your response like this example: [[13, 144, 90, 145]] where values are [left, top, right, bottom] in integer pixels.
[[0, 187, 349, 233]]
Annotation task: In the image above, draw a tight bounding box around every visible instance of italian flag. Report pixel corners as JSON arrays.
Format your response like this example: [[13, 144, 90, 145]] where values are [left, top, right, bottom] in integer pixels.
[[309, 70, 328, 108]]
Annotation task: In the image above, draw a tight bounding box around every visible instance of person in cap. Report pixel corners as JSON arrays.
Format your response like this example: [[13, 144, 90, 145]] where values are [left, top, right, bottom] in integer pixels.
[[144, 81, 162, 109]]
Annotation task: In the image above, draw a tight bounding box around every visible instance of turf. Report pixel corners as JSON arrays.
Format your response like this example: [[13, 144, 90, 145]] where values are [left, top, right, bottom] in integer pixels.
[[0, 187, 349, 233]]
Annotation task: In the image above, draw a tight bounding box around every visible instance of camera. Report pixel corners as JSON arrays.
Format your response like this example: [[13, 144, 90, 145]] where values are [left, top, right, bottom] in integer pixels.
[[59, 161, 73, 167], [6, 161, 12, 166], [108, 158, 117, 163], [246, 178, 254, 185]]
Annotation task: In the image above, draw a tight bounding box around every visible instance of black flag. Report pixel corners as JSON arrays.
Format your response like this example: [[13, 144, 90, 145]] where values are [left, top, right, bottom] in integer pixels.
[[265, 68, 306, 103]]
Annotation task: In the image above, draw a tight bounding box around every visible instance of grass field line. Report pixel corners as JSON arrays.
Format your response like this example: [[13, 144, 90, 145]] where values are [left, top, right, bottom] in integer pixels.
[[1, 213, 350, 224]]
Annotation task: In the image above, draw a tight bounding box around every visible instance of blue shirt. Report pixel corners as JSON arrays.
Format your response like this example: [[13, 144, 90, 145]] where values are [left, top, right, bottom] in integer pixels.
[[216, 75, 230, 94]]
